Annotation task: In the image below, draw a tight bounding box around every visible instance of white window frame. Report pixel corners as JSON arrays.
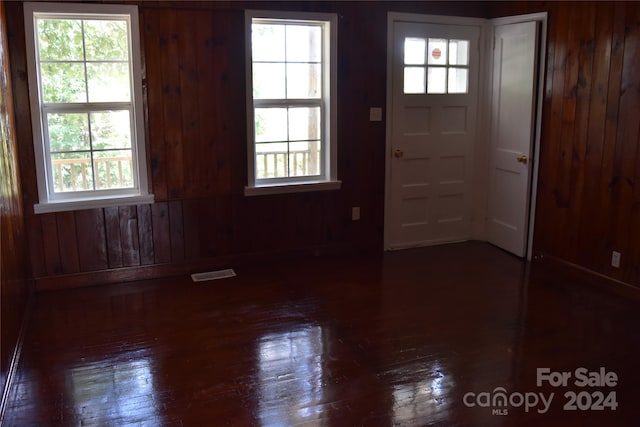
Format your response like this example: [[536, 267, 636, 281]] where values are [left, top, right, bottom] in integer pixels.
[[244, 10, 340, 196], [24, 2, 153, 213]]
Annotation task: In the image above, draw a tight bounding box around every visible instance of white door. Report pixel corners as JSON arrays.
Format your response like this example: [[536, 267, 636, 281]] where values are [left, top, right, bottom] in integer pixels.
[[487, 21, 539, 257], [386, 21, 480, 249]]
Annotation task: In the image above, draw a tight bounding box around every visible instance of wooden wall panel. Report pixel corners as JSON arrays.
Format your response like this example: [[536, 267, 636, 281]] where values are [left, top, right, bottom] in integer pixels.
[[118, 206, 141, 267], [158, 11, 185, 200], [143, 9, 168, 200], [177, 11, 200, 200], [137, 204, 155, 265], [41, 213, 61, 275], [0, 0, 30, 401], [598, 3, 628, 275], [614, 2, 640, 285], [575, 2, 613, 272], [105, 207, 124, 269], [564, 5, 595, 262], [55, 211, 80, 274], [168, 200, 185, 263], [150, 202, 171, 264], [75, 209, 108, 272]]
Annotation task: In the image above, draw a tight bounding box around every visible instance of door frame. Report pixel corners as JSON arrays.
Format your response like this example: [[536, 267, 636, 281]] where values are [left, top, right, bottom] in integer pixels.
[[384, 11, 547, 261], [490, 12, 547, 260]]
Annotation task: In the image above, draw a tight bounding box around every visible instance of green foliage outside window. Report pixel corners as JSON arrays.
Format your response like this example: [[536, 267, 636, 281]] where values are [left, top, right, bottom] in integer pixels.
[[37, 18, 134, 192]]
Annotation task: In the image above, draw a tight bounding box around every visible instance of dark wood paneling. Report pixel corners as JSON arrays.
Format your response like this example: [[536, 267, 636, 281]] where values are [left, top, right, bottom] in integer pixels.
[[24, 214, 45, 278], [137, 204, 155, 265], [158, 11, 185, 200], [168, 200, 185, 263], [105, 207, 124, 269], [143, 8, 168, 201], [490, 1, 640, 288], [176, 11, 201, 200], [575, 1, 613, 272], [40, 213, 61, 275], [614, 2, 640, 284], [564, 5, 595, 262], [0, 0, 30, 403], [75, 209, 108, 272], [150, 202, 171, 264], [118, 206, 141, 267], [598, 3, 628, 275], [56, 211, 80, 274]]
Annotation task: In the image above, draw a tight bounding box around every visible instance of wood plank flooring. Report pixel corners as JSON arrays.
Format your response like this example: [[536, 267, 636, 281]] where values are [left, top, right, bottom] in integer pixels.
[[3, 242, 639, 426]]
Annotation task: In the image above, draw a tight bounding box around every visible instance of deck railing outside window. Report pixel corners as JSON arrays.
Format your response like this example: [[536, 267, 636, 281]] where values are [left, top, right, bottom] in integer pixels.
[[51, 156, 133, 192]]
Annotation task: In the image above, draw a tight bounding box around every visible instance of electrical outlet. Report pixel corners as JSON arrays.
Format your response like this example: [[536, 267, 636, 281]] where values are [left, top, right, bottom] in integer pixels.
[[352, 207, 360, 221], [611, 251, 621, 268]]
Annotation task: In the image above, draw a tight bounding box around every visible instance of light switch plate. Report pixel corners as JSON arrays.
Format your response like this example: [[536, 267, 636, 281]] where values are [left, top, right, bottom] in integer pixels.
[[352, 207, 360, 221], [369, 107, 383, 122]]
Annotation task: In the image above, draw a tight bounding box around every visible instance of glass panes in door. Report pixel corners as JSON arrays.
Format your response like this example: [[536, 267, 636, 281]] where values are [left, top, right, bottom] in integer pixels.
[[403, 37, 470, 94]]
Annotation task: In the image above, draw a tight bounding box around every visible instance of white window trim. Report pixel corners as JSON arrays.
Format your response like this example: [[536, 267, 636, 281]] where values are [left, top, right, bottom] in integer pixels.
[[244, 10, 340, 196], [24, 2, 153, 213]]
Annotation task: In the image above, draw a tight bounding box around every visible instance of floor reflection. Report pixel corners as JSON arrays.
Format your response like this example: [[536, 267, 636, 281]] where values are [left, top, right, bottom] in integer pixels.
[[69, 350, 161, 425], [392, 361, 453, 426], [257, 325, 325, 426]]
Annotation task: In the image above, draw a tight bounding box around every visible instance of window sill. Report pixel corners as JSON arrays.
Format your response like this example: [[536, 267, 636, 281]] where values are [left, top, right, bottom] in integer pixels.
[[34, 194, 154, 214], [244, 180, 342, 196]]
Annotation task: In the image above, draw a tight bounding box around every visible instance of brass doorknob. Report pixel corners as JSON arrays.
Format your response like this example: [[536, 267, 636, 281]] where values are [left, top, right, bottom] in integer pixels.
[[517, 154, 528, 164], [394, 149, 404, 158]]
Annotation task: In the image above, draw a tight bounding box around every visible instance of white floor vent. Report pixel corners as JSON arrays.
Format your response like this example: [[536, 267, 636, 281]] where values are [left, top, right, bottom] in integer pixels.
[[191, 268, 236, 282]]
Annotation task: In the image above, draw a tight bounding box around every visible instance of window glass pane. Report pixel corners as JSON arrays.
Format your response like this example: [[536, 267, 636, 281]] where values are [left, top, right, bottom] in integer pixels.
[[427, 38, 447, 65], [29, 6, 147, 204], [41, 63, 87, 102], [51, 152, 93, 192], [289, 140, 320, 176], [289, 107, 320, 141], [90, 111, 132, 150], [84, 20, 129, 61], [404, 38, 426, 65], [404, 67, 425, 94], [286, 63, 321, 99], [37, 19, 83, 60], [286, 25, 321, 62], [249, 16, 333, 186], [94, 149, 134, 189], [448, 68, 468, 93], [47, 113, 90, 152], [253, 63, 285, 99], [449, 39, 469, 66], [427, 67, 446, 94], [255, 108, 288, 142], [252, 24, 285, 62], [87, 63, 130, 102], [256, 142, 289, 178]]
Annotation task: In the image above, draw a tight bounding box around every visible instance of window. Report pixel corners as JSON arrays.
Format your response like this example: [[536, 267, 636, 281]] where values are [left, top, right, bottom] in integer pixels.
[[24, 3, 152, 213], [245, 11, 340, 196], [403, 37, 470, 94]]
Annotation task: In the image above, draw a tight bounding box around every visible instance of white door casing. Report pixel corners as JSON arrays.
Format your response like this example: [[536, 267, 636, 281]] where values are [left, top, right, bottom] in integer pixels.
[[386, 20, 481, 249], [487, 21, 539, 257]]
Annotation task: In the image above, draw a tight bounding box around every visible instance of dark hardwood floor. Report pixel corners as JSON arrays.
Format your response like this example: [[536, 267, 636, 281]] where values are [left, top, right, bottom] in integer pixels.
[[3, 242, 639, 426]]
